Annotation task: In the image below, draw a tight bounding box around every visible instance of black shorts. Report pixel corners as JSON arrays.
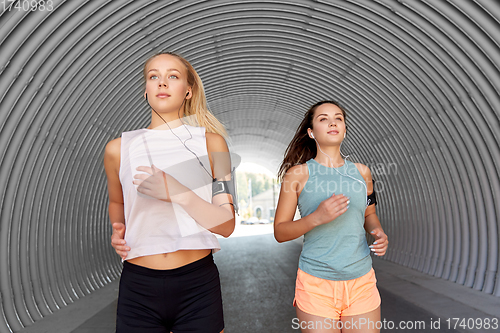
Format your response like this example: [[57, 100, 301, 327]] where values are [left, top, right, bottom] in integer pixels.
[[116, 253, 224, 333]]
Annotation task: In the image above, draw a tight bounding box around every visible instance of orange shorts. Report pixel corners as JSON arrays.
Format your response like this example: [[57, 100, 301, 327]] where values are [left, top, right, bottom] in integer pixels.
[[293, 267, 381, 320]]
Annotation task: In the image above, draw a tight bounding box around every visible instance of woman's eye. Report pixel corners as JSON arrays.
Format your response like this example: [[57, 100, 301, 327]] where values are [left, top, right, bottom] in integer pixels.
[[150, 75, 158, 79], [336, 118, 342, 121], [320, 118, 326, 121], [169, 75, 178, 79]]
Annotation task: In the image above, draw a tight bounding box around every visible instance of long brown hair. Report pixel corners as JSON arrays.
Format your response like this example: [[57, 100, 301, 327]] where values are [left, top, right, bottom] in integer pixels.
[[277, 100, 348, 183], [143, 52, 228, 138]]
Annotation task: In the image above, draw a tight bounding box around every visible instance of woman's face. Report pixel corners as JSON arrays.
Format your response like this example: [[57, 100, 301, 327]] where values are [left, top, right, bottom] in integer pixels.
[[144, 54, 192, 112], [309, 103, 346, 144]]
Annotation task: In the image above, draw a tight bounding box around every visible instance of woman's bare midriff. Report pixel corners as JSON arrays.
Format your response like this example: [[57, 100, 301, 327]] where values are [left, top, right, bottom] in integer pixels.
[[127, 249, 212, 270]]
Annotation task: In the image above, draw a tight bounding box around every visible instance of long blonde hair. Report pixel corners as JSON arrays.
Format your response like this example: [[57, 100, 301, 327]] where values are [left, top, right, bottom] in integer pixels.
[[143, 52, 228, 138]]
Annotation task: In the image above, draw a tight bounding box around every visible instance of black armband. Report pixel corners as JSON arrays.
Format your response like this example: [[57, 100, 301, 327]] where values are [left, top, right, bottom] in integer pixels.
[[367, 190, 377, 206], [367, 178, 377, 206]]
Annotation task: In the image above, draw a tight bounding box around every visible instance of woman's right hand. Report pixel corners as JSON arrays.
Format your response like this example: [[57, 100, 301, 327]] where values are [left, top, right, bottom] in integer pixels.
[[111, 222, 130, 260], [311, 194, 350, 226]]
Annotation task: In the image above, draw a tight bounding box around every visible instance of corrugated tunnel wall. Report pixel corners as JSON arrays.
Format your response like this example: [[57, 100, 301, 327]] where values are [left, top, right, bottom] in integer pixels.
[[0, 0, 499, 331]]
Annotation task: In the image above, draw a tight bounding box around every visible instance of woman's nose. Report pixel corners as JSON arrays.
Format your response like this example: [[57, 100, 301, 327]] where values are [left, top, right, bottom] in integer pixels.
[[158, 78, 168, 87]]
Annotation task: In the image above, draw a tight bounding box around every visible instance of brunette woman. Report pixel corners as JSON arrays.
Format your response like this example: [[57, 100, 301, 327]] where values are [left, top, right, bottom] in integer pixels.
[[274, 101, 388, 333]]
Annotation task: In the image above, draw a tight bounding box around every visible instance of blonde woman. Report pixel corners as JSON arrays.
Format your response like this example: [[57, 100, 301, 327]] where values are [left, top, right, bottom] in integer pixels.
[[104, 53, 235, 333]]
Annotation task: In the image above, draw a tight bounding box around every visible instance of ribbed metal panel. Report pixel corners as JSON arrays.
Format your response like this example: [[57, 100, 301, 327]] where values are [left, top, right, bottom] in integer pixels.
[[0, 0, 498, 331]]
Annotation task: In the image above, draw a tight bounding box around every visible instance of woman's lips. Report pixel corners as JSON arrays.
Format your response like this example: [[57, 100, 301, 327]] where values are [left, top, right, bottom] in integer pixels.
[[156, 94, 170, 98], [328, 130, 339, 135]]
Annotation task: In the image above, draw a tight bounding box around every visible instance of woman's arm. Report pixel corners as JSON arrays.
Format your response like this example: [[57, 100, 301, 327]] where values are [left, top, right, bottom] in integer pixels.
[[134, 133, 235, 237], [356, 163, 388, 256], [365, 213, 387, 256], [104, 138, 130, 259], [274, 165, 350, 243], [175, 132, 235, 237]]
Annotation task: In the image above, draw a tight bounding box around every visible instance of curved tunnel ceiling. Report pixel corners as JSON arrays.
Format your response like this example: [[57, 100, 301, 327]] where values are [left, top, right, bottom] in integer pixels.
[[0, 0, 499, 331]]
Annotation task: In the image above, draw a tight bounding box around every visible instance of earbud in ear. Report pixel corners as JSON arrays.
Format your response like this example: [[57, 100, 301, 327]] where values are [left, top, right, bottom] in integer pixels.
[[310, 132, 315, 139], [145, 93, 148, 100], [344, 133, 346, 138], [186, 92, 189, 97]]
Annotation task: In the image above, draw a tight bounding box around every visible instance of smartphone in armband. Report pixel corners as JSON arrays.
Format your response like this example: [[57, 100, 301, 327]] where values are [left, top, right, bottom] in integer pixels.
[[212, 166, 239, 214]]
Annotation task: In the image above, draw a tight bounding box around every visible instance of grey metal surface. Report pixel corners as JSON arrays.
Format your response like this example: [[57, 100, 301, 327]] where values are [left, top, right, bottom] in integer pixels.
[[0, 0, 499, 332]]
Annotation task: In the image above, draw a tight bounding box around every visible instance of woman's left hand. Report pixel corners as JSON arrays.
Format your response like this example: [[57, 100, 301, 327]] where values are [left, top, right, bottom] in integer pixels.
[[133, 165, 187, 203], [369, 227, 388, 256]]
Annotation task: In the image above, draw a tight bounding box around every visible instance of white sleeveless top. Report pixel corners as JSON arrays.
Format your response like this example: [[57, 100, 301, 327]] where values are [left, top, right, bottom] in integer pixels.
[[119, 124, 221, 261]]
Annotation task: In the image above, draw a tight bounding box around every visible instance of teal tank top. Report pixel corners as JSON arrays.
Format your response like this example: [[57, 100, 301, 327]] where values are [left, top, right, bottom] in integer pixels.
[[298, 158, 372, 281]]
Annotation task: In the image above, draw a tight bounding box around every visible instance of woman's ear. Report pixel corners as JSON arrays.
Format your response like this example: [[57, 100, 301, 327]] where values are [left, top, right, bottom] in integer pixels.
[[186, 88, 193, 100]]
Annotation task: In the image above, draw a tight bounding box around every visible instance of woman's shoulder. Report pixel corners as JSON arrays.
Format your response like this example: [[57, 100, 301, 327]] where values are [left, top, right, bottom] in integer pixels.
[[353, 162, 372, 181], [284, 163, 309, 180], [105, 137, 121, 155], [104, 137, 121, 169], [281, 163, 309, 195], [205, 131, 228, 152], [205, 131, 223, 139]]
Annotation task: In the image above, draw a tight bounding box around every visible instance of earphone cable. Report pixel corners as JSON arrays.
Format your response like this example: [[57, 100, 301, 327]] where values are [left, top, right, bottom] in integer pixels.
[[313, 136, 368, 207], [148, 96, 215, 181]]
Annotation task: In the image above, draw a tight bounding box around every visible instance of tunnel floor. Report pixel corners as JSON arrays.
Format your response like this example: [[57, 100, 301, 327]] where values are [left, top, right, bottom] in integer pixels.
[[62, 233, 500, 333]]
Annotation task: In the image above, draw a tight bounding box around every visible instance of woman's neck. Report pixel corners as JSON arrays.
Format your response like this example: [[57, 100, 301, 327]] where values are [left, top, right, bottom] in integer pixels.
[[314, 145, 345, 167], [148, 110, 184, 130]]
